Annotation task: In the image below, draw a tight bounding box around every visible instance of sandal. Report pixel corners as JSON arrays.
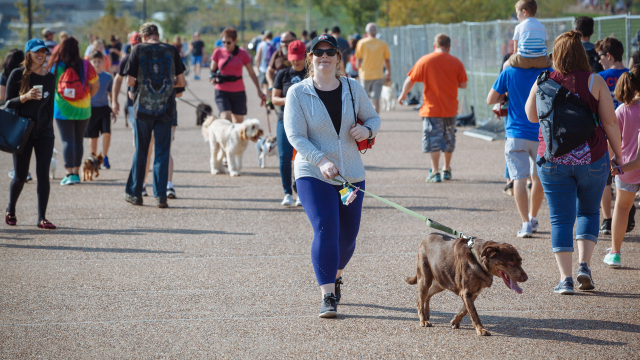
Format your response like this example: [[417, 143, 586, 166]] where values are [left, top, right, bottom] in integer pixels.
[[37, 219, 56, 230], [5, 213, 16, 226]]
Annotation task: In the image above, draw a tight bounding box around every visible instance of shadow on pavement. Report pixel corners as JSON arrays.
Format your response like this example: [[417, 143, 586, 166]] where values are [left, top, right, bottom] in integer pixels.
[[340, 303, 637, 345], [0, 244, 182, 254], [365, 166, 425, 172], [363, 205, 496, 212], [2, 228, 253, 236]]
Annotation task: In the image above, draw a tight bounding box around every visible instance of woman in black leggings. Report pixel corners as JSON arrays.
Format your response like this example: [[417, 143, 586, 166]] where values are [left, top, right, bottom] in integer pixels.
[[5, 39, 57, 229]]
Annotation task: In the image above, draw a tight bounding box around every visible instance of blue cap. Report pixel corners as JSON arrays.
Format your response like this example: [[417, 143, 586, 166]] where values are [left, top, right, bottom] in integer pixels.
[[24, 39, 50, 54]]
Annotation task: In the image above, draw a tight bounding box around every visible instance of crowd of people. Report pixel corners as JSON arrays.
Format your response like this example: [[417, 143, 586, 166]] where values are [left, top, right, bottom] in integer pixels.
[[3, 0, 640, 317]]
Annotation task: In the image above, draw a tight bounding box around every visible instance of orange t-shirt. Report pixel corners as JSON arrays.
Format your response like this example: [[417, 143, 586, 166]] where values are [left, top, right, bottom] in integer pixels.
[[407, 52, 467, 118]]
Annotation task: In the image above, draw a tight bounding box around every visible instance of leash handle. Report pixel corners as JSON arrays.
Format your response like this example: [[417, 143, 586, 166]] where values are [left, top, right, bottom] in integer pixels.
[[265, 106, 272, 135]]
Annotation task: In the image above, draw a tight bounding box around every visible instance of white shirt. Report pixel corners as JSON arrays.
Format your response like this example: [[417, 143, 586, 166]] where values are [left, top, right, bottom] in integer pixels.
[[513, 18, 548, 58]]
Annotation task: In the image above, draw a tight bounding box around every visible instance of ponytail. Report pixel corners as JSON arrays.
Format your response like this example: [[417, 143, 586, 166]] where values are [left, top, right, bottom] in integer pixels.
[[615, 65, 640, 105], [18, 54, 34, 96]]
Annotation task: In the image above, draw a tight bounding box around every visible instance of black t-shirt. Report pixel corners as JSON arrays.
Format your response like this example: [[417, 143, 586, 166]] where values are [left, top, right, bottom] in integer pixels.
[[273, 67, 307, 121], [5, 67, 56, 138], [124, 42, 185, 121], [107, 42, 122, 64], [191, 40, 205, 56], [315, 83, 342, 136]]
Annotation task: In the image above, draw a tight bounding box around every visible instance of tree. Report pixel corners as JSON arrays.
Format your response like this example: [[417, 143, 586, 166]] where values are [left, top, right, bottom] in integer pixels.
[[13, 0, 49, 41]]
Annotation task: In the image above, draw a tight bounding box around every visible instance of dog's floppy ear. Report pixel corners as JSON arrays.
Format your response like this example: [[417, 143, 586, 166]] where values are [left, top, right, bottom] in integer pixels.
[[239, 126, 248, 141], [481, 243, 500, 258]]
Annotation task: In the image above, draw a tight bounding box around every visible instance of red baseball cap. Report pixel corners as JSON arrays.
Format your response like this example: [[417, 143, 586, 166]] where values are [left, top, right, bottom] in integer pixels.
[[288, 40, 306, 61], [130, 32, 140, 45]]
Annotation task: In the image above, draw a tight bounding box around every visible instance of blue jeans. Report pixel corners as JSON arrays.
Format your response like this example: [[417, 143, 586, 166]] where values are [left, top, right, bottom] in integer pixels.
[[296, 177, 364, 286], [537, 153, 609, 253], [125, 118, 172, 199], [277, 120, 294, 195]]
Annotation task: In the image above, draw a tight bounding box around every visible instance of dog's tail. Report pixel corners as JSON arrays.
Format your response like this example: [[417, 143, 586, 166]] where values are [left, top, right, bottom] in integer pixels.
[[201, 116, 216, 142], [405, 275, 418, 285]]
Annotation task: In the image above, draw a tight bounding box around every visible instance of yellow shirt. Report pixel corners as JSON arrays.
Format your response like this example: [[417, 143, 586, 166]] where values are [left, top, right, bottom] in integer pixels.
[[356, 37, 390, 80]]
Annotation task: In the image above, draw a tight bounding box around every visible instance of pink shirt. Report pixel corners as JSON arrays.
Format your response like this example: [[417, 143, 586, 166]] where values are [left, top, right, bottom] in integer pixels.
[[617, 103, 640, 184], [211, 47, 251, 92]]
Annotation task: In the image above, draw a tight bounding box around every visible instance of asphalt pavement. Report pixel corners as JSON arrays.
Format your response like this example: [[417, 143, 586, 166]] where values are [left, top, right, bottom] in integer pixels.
[[1, 71, 639, 358]]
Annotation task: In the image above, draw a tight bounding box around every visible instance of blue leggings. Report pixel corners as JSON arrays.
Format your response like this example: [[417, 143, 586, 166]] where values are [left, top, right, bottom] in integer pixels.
[[277, 120, 294, 195], [296, 177, 365, 285]]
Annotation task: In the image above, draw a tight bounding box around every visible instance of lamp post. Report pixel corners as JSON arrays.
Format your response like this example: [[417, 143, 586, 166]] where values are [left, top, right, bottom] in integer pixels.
[[142, 0, 147, 21], [240, 0, 245, 44], [27, 0, 32, 39]]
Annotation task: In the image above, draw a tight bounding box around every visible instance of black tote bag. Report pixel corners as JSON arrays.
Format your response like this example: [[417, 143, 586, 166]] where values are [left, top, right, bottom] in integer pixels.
[[0, 108, 34, 154]]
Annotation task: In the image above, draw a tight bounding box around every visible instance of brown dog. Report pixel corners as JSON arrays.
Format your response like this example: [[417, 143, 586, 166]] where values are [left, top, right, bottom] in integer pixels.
[[406, 233, 528, 336], [81, 153, 104, 181]]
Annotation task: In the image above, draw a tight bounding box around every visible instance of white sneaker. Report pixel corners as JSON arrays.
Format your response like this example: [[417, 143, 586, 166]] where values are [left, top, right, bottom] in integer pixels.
[[517, 222, 533, 238], [281, 194, 293, 206], [530, 218, 539, 233], [294, 197, 302, 207]]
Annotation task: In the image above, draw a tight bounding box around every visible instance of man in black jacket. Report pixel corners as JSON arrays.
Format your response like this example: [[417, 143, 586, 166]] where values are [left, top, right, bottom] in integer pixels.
[[575, 16, 604, 73]]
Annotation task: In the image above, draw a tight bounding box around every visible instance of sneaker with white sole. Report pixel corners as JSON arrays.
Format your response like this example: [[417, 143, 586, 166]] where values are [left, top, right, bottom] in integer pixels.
[[294, 197, 302, 207], [60, 175, 74, 186], [167, 187, 176, 199], [142, 184, 148, 197], [318, 293, 337, 318], [554, 277, 574, 295], [530, 218, 539, 233], [281, 194, 293, 206], [517, 222, 533, 238], [603, 251, 621, 268]]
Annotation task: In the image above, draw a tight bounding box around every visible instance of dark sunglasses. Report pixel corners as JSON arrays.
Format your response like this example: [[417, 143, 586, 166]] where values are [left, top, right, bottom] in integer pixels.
[[224, 41, 233, 45], [312, 48, 338, 57], [598, 53, 607, 58]]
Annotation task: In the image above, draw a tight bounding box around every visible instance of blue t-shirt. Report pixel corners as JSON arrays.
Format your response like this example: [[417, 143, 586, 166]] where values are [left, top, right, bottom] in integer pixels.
[[599, 67, 628, 109], [492, 67, 552, 141], [91, 71, 113, 108]]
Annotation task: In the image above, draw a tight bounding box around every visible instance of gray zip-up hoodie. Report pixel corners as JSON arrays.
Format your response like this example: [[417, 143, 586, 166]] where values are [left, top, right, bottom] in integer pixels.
[[284, 76, 381, 185]]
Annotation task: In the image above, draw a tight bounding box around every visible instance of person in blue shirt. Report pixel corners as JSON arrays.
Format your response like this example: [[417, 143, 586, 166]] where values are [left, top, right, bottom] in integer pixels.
[[595, 36, 631, 235], [487, 64, 552, 238], [84, 50, 115, 168]]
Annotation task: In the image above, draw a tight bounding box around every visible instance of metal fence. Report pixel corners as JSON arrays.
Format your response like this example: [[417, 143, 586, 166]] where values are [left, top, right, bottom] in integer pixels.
[[380, 14, 640, 124]]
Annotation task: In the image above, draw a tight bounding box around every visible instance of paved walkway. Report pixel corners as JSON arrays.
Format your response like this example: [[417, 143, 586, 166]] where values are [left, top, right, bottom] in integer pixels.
[[1, 73, 639, 358]]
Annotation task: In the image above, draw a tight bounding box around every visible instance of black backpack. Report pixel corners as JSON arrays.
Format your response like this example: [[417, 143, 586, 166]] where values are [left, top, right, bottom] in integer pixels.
[[536, 70, 600, 164], [585, 47, 604, 73]]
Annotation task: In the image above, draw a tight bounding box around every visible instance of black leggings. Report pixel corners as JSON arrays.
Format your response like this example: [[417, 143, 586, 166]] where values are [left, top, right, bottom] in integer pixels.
[[7, 136, 55, 222]]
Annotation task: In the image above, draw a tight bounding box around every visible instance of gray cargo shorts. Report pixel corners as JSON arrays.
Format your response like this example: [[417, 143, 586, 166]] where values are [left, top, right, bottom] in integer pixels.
[[422, 116, 456, 153]]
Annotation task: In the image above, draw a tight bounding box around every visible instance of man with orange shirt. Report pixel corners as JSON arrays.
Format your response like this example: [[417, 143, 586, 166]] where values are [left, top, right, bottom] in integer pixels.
[[398, 33, 467, 183]]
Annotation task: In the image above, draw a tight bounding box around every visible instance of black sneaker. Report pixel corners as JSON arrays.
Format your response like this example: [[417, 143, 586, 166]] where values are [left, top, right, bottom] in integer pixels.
[[576, 262, 595, 291], [124, 194, 142, 206], [157, 197, 168, 209], [319, 293, 337, 318], [626, 205, 635, 233], [167, 187, 176, 199], [600, 218, 612, 235], [335, 277, 343, 304], [553, 277, 574, 295]]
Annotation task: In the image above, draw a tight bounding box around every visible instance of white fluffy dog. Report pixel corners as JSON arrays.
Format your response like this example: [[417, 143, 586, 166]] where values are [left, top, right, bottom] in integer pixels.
[[255, 136, 277, 168], [49, 148, 58, 179], [201, 116, 263, 176], [381, 79, 397, 112]]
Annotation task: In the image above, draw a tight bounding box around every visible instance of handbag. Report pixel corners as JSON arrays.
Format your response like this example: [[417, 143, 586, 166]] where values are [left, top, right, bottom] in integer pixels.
[[0, 107, 35, 154], [345, 78, 375, 153]]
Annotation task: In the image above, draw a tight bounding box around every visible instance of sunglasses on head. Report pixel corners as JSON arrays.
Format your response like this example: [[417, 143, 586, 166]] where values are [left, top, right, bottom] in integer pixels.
[[312, 48, 338, 57]]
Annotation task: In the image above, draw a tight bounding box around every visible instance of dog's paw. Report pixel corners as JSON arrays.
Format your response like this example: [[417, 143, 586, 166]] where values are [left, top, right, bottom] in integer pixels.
[[420, 321, 432, 327], [211, 169, 223, 175], [229, 172, 240, 177], [450, 321, 460, 329], [476, 328, 491, 336]]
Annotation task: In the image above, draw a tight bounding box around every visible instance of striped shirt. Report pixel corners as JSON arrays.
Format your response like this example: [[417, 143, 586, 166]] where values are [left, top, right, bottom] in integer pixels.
[[513, 18, 548, 58]]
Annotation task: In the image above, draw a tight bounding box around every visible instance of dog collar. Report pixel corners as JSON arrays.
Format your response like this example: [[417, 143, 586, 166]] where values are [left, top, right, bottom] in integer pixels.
[[467, 237, 480, 263]]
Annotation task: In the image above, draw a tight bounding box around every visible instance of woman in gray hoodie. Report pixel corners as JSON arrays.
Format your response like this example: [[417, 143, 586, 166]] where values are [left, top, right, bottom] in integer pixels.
[[284, 34, 380, 318]]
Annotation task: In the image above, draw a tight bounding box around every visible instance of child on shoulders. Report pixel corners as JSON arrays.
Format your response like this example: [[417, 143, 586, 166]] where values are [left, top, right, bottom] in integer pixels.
[[508, 0, 553, 69]]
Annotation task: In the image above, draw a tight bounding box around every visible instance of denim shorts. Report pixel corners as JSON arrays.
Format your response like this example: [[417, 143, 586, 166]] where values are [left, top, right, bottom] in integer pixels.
[[505, 138, 538, 180], [615, 176, 640, 193], [191, 55, 203, 65], [422, 117, 456, 153]]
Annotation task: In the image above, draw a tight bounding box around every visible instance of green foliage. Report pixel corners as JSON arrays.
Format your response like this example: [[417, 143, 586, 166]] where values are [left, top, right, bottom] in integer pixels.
[[13, 0, 49, 41]]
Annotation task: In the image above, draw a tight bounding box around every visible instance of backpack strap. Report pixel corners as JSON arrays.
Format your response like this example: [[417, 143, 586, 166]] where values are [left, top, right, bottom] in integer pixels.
[[589, 73, 594, 92], [537, 70, 551, 85]]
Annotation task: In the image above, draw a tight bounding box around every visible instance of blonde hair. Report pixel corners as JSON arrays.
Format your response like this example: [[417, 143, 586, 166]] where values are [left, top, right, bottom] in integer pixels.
[[305, 50, 343, 80]]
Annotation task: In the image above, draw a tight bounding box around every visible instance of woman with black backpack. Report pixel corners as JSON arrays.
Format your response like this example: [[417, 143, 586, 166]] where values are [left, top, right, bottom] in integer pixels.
[[4, 39, 56, 228], [525, 31, 622, 295], [52, 37, 99, 186]]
